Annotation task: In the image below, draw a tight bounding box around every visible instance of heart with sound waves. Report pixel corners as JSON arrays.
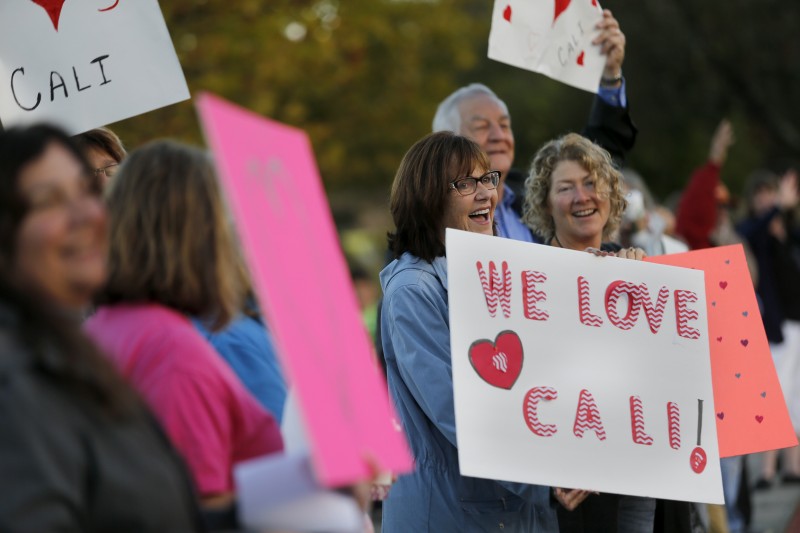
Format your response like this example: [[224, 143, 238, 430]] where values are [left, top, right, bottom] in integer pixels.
[[468, 330, 523, 390]]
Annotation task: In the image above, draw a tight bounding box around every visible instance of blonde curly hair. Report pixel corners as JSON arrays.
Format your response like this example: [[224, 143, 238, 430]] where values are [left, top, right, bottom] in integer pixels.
[[522, 133, 626, 242]]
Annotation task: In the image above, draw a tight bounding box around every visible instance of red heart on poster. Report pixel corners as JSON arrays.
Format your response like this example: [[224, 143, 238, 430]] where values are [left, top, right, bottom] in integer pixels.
[[719, 281, 728, 289], [716, 336, 723, 342], [755, 415, 764, 424], [31, 0, 66, 31], [576, 51, 585, 66], [553, 0, 572, 23], [469, 331, 523, 390], [503, 4, 512, 22], [716, 412, 725, 420], [740, 339, 749, 347]]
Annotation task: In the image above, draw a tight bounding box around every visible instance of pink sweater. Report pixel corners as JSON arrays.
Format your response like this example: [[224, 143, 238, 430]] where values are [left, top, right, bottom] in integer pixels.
[[86, 302, 283, 496]]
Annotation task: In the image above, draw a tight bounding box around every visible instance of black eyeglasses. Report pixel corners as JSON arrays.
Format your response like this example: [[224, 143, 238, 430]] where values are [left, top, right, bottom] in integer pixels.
[[93, 163, 119, 178], [448, 170, 500, 196]]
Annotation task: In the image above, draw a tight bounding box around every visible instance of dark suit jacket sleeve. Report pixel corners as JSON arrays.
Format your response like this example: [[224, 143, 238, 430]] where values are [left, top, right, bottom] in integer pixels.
[[581, 95, 638, 169]]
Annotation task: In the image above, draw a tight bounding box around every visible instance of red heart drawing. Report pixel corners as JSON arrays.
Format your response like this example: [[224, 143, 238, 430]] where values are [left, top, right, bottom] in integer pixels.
[[468, 330, 523, 390], [716, 336, 723, 342], [716, 412, 725, 420], [719, 281, 728, 290], [576, 51, 585, 66], [755, 415, 764, 424], [740, 339, 749, 347], [31, 0, 66, 31], [503, 4, 512, 22], [553, 0, 572, 23]]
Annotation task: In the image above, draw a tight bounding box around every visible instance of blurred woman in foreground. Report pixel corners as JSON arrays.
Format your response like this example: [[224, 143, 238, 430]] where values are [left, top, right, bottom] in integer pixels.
[[0, 125, 201, 530]]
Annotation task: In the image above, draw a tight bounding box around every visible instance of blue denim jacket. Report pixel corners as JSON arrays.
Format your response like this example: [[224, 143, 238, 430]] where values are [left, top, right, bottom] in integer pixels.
[[380, 253, 557, 532]]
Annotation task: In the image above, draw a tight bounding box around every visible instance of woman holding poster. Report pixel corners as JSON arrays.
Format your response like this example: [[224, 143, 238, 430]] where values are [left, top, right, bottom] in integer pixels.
[[523, 133, 654, 533], [380, 131, 588, 532]]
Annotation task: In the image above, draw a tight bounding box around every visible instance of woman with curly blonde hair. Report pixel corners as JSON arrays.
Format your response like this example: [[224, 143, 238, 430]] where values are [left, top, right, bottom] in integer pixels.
[[523, 133, 651, 532]]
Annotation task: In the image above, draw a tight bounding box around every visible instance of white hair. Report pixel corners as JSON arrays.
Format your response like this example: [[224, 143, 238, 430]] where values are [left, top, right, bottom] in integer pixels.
[[432, 83, 509, 133]]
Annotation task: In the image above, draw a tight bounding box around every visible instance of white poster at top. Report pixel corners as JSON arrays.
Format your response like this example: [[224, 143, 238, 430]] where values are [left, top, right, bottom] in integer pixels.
[[488, 0, 605, 93], [0, 0, 189, 134], [447, 229, 724, 504]]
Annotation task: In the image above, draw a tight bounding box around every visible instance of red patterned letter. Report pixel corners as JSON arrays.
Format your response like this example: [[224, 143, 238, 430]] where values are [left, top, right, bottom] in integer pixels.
[[674, 290, 701, 339], [605, 280, 641, 330], [523, 387, 558, 437], [522, 270, 549, 321], [629, 396, 654, 445], [573, 389, 607, 441], [639, 284, 669, 334], [667, 402, 681, 450], [476, 261, 512, 318], [578, 276, 603, 327]]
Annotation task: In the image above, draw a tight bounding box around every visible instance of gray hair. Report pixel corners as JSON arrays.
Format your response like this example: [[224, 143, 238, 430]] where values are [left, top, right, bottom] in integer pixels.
[[432, 83, 508, 133]]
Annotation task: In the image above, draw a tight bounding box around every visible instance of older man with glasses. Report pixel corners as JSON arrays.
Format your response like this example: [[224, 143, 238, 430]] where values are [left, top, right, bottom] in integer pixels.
[[432, 9, 636, 245]]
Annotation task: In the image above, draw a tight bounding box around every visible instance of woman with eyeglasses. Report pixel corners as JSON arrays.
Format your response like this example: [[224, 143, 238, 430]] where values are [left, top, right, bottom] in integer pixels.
[[73, 127, 126, 190], [379, 131, 584, 532]]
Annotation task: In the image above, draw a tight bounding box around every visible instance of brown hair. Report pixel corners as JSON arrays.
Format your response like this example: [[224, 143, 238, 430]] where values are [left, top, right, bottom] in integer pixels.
[[99, 140, 245, 330], [0, 124, 138, 418], [73, 127, 126, 163], [523, 133, 626, 241], [388, 131, 490, 262]]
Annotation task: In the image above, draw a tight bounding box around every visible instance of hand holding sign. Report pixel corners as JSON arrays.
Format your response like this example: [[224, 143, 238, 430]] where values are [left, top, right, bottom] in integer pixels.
[[488, 0, 622, 93]]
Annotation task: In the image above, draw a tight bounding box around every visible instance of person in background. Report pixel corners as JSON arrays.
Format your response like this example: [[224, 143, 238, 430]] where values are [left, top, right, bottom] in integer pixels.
[[73, 127, 126, 191], [0, 125, 201, 531], [85, 140, 283, 524], [736, 167, 800, 492], [675, 120, 735, 250], [523, 132, 653, 533], [432, 9, 635, 243]]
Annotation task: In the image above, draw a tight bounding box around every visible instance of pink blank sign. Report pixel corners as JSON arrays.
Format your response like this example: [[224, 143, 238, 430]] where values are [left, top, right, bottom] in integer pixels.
[[197, 92, 412, 486]]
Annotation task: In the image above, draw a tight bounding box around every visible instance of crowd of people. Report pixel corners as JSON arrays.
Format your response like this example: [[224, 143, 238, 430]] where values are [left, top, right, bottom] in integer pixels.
[[0, 7, 798, 533]]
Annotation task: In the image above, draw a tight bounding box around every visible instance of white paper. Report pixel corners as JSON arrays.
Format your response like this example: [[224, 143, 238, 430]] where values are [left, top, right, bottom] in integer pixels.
[[488, 0, 605, 93], [0, 0, 189, 134], [447, 229, 724, 504], [235, 453, 364, 533]]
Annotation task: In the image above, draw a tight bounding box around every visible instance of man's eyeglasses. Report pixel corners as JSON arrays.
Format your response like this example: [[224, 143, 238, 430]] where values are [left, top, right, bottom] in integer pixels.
[[93, 163, 119, 179], [449, 170, 500, 196]]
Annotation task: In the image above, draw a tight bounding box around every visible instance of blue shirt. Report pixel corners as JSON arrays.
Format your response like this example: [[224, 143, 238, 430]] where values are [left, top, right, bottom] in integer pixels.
[[380, 253, 557, 532], [194, 313, 287, 423], [495, 185, 540, 243]]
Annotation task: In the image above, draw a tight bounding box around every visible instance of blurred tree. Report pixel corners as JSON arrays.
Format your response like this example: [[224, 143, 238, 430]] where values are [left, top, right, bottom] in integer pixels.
[[108, 0, 798, 205]]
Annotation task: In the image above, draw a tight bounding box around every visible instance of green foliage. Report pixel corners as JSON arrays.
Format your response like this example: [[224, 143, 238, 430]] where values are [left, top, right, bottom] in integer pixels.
[[110, 0, 799, 208]]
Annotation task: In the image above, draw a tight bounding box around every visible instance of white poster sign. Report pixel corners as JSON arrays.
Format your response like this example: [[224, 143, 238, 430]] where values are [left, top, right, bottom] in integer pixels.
[[0, 0, 189, 134], [448, 230, 723, 504], [488, 0, 605, 93]]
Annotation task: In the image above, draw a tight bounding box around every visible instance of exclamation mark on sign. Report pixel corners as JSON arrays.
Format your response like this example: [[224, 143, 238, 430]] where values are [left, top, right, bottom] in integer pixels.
[[690, 399, 707, 474]]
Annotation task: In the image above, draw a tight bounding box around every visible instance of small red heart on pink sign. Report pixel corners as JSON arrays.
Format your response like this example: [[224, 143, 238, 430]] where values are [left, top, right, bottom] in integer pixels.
[[719, 281, 728, 289], [469, 330, 523, 390], [503, 4, 512, 22], [717, 412, 725, 420], [740, 339, 749, 347], [576, 51, 585, 66], [31, 0, 66, 31], [755, 415, 764, 424], [716, 336, 723, 342]]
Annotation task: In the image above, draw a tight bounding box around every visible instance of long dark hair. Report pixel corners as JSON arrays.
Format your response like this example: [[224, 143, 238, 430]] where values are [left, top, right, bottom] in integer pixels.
[[0, 124, 138, 418]]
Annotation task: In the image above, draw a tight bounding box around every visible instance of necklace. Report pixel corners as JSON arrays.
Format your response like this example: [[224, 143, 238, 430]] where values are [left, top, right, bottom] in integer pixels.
[[552, 234, 563, 248]]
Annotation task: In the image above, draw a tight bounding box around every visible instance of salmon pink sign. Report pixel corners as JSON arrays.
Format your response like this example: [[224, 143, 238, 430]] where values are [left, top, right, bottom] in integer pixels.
[[448, 230, 723, 503], [196, 93, 412, 487], [647, 245, 798, 457]]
